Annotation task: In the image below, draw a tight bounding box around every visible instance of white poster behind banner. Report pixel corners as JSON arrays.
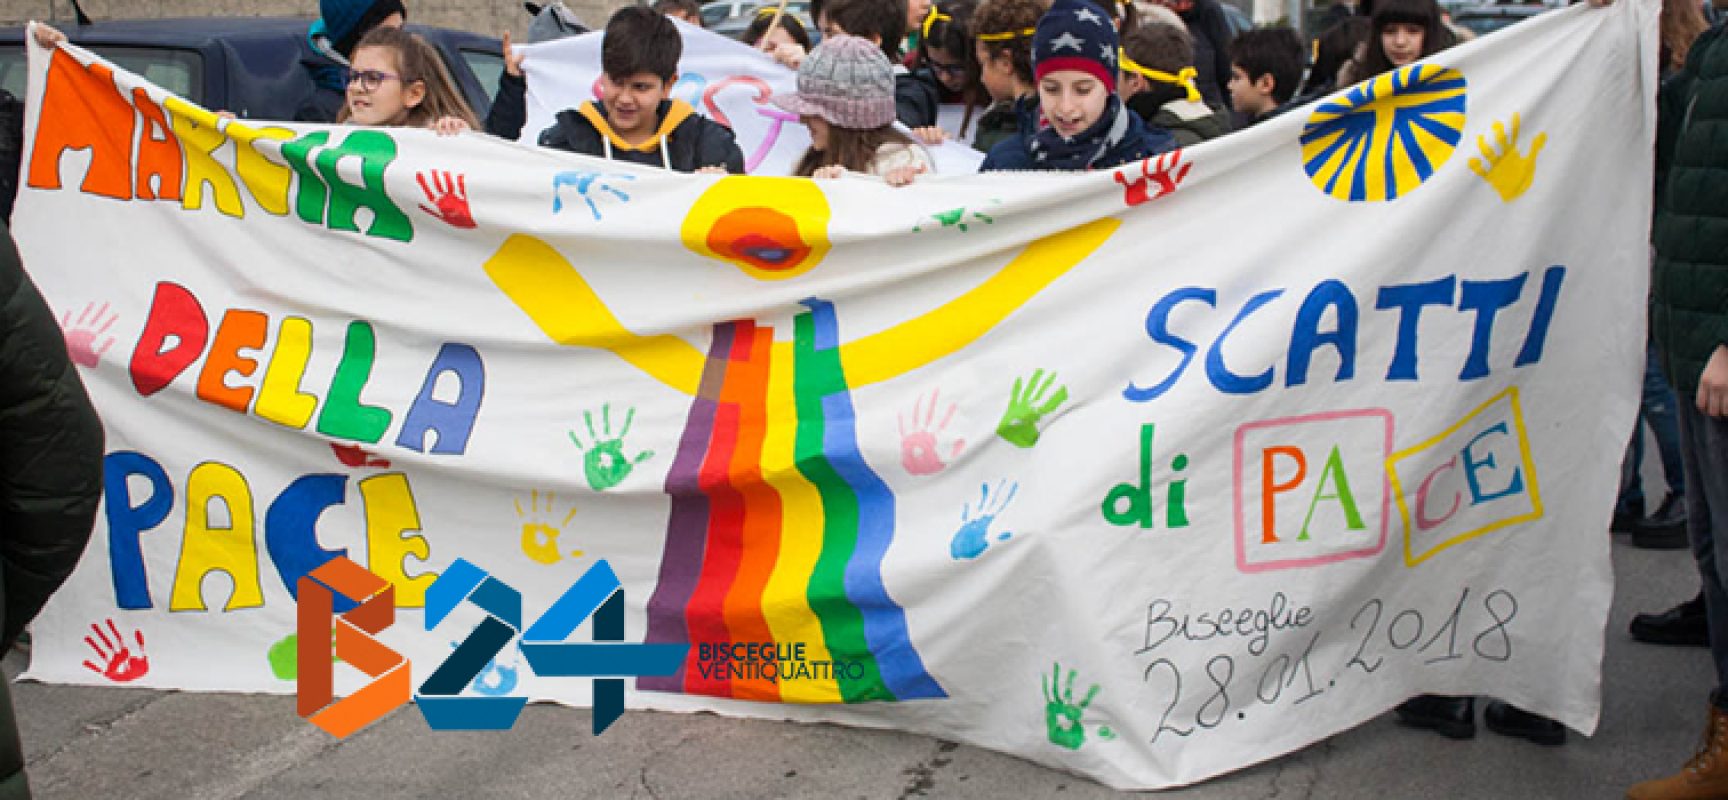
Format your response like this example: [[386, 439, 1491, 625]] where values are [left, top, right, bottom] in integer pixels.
[[518, 19, 986, 175], [14, 0, 1653, 790]]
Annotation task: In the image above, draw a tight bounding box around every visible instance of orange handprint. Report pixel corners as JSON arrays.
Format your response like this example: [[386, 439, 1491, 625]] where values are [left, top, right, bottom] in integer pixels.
[[81, 619, 149, 683]]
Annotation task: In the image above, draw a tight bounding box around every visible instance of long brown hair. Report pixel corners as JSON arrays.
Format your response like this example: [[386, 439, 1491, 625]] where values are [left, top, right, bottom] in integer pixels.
[[338, 27, 480, 130], [1661, 0, 1708, 72], [795, 124, 918, 174]]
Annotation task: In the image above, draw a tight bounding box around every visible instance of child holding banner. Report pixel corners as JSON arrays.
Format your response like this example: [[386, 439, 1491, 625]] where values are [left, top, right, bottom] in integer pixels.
[[338, 27, 480, 134], [774, 36, 934, 185], [977, 0, 1176, 171], [538, 8, 746, 173]]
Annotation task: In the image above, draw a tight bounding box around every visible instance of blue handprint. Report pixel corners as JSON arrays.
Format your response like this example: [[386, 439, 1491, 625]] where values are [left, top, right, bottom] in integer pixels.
[[454, 640, 520, 697], [552, 171, 635, 221], [951, 479, 1018, 560]]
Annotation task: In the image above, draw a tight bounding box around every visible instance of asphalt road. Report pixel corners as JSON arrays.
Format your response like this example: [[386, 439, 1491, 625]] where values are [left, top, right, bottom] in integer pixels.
[[4, 528, 1710, 800]]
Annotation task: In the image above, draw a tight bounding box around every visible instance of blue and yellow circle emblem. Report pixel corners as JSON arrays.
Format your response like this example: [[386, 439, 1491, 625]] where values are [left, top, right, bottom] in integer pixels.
[[1300, 64, 1467, 202]]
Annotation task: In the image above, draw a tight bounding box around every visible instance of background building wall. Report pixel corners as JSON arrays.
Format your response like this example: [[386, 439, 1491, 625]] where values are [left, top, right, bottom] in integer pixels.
[[0, 0, 634, 38]]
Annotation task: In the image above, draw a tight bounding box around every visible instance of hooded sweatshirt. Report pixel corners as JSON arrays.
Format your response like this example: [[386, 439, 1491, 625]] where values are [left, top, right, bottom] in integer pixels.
[[538, 99, 746, 173]]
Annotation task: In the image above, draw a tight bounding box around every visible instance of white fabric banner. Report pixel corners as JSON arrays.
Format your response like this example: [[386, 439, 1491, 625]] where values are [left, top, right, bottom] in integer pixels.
[[518, 19, 986, 175], [15, 0, 1652, 788]]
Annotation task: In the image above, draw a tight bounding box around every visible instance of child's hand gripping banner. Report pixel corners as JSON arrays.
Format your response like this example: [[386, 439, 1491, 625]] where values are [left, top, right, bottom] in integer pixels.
[[14, 0, 1654, 789]]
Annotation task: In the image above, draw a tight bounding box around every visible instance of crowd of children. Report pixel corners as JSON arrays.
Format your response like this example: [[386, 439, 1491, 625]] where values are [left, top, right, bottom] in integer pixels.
[[27, 0, 1473, 184], [500, 0, 1465, 184]]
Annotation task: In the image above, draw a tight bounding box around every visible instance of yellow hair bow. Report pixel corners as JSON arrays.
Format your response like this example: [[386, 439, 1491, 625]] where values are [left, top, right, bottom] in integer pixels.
[[1119, 52, 1200, 103], [921, 6, 951, 41], [976, 26, 1036, 41]]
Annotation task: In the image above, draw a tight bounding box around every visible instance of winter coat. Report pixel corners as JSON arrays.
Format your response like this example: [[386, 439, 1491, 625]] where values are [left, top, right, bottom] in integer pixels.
[[0, 222, 105, 799], [1652, 21, 1728, 396], [1179, 0, 1235, 111], [1126, 89, 1232, 147], [538, 99, 746, 173], [972, 99, 1022, 155], [978, 96, 1177, 172], [485, 71, 527, 141], [895, 68, 942, 129]]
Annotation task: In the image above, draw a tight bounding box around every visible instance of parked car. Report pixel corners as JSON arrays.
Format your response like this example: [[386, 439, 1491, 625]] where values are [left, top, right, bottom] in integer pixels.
[[0, 17, 503, 122], [702, 0, 814, 40], [1448, 4, 1548, 37]]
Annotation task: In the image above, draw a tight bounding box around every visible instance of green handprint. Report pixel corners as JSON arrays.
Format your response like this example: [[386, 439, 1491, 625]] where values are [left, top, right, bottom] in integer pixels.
[[568, 404, 655, 491], [997, 369, 1068, 448], [1043, 662, 1103, 750]]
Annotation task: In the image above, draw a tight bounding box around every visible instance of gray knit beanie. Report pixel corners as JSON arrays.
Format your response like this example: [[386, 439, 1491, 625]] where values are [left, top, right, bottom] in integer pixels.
[[770, 35, 896, 129]]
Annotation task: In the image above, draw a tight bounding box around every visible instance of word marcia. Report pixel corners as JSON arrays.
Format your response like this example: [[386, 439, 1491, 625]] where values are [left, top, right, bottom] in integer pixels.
[[28, 48, 414, 241]]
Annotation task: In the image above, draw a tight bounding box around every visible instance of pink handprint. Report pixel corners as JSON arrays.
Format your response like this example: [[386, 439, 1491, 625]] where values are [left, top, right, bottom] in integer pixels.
[[900, 389, 966, 476], [60, 301, 117, 368], [1114, 149, 1192, 207], [81, 619, 149, 683], [416, 170, 476, 228]]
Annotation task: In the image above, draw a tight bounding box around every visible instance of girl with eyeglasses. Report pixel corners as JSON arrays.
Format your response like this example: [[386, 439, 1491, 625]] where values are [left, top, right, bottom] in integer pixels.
[[911, 0, 986, 143], [338, 27, 480, 135]]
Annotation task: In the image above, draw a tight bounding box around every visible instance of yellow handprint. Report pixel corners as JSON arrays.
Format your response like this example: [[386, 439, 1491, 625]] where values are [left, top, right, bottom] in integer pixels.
[[1469, 113, 1547, 203], [515, 489, 581, 565]]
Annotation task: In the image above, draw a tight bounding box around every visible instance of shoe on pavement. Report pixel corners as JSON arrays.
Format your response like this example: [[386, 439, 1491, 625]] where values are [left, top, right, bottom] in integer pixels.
[[1632, 594, 1710, 648], [1484, 700, 1566, 745], [1394, 694, 1475, 739], [1628, 703, 1728, 799], [1615, 498, 1648, 534], [1635, 493, 1691, 550]]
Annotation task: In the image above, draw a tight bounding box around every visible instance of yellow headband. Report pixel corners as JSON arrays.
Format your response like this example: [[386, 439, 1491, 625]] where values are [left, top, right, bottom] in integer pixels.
[[921, 6, 951, 41], [1119, 52, 1200, 103], [976, 26, 1035, 41]]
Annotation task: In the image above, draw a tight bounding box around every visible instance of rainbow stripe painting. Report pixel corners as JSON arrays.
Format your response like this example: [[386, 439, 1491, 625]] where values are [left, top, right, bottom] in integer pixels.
[[483, 177, 1118, 704]]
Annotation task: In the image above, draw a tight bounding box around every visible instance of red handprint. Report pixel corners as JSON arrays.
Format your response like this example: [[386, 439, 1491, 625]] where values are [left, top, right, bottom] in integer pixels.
[[331, 443, 391, 469], [1114, 149, 1192, 207], [416, 170, 476, 229], [60, 301, 117, 368], [81, 619, 149, 683]]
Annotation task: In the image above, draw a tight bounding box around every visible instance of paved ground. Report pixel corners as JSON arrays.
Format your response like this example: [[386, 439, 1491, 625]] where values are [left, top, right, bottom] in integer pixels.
[[7, 533, 1710, 799]]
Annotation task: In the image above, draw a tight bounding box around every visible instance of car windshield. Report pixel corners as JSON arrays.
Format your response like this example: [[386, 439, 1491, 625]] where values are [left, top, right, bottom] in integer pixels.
[[701, 3, 734, 25], [1454, 14, 1522, 36], [0, 44, 201, 103]]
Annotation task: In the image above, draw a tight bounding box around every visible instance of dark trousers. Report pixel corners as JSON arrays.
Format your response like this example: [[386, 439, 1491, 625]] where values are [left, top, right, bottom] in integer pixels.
[[1679, 400, 1728, 707]]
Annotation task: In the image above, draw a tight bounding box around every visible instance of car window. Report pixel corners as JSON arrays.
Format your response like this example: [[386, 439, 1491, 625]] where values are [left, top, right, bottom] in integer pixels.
[[0, 45, 201, 102], [701, 3, 733, 25], [1455, 15, 1520, 36], [461, 48, 505, 102], [0, 47, 25, 100]]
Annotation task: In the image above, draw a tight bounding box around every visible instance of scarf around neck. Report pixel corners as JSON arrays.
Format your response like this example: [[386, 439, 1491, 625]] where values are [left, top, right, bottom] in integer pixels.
[[1028, 94, 1131, 171]]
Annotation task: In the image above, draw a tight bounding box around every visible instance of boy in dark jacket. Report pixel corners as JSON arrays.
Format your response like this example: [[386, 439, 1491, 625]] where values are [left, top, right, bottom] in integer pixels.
[[979, 0, 1176, 172], [538, 7, 745, 173], [1226, 26, 1303, 128], [1120, 23, 1232, 147], [813, 0, 943, 127]]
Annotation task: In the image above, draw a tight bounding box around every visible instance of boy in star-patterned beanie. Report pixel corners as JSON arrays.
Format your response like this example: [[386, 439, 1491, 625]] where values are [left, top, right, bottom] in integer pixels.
[[1033, 0, 1118, 92], [980, 0, 1177, 171]]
